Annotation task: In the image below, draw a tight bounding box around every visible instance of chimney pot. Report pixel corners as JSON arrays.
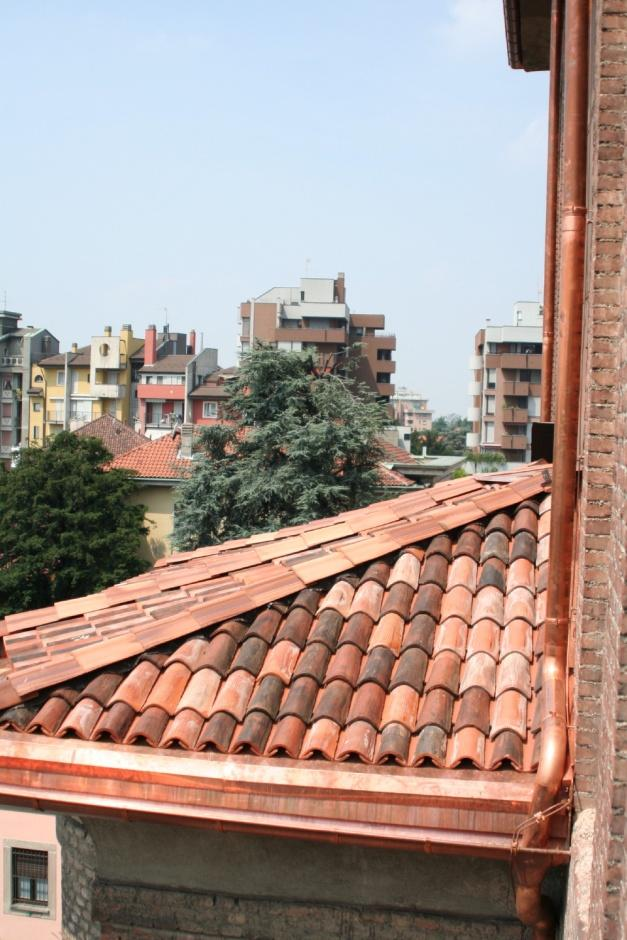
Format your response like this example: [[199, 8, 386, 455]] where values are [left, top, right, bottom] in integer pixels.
[[71, 343, 78, 353], [188, 329, 196, 355], [104, 326, 112, 336]]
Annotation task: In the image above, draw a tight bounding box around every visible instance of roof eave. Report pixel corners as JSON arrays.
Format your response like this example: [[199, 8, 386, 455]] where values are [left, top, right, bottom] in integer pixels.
[[503, 0, 551, 71], [0, 731, 570, 863]]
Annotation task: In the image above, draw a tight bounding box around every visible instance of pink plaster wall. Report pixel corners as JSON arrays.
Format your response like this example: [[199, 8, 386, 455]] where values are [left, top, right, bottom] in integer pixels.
[[0, 808, 61, 939]]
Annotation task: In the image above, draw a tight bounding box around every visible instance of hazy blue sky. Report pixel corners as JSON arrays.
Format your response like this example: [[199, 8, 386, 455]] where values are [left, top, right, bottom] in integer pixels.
[[1, 0, 548, 415]]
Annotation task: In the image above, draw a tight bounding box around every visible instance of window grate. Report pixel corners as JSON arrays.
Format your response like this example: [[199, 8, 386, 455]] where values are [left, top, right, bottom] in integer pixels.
[[11, 847, 49, 906]]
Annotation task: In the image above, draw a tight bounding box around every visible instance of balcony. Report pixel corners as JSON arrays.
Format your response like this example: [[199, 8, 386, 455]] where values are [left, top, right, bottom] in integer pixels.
[[350, 314, 385, 329], [501, 434, 528, 450], [502, 381, 530, 396], [47, 410, 65, 423], [0, 356, 23, 366], [502, 407, 529, 423], [527, 354, 542, 369], [468, 381, 481, 396], [466, 432, 480, 447], [499, 354, 528, 369], [275, 327, 348, 344], [371, 334, 396, 350], [467, 407, 481, 422], [468, 355, 483, 370], [92, 383, 122, 398], [376, 382, 395, 397]]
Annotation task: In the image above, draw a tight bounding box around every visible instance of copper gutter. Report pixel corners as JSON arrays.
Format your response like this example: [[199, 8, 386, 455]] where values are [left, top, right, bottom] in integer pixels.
[[513, 0, 589, 937], [540, 0, 563, 421]]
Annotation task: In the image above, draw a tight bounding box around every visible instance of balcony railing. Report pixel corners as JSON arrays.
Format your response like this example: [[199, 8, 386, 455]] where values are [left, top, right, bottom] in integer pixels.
[[47, 410, 65, 423], [275, 327, 348, 344], [501, 434, 528, 450], [502, 407, 529, 423], [92, 383, 122, 398], [0, 356, 23, 366]]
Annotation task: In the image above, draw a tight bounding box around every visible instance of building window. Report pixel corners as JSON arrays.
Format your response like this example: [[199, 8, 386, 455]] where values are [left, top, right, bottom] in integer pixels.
[[202, 401, 218, 418], [485, 396, 495, 415], [56, 371, 64, 386], [377, 349, 392, 361], [32, 426, 39, 440], [3, 842, 56, 919], [484, 422, 495, 444], [486, 369, 496, 390], [99, 343, 110, 356], [376, 372, 391, 384], [33, 402, 42, 412]]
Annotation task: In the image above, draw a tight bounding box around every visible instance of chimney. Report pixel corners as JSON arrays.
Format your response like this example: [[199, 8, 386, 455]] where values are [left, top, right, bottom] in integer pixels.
[[180, 423, 194, 459], [144, 324, 157, 366], [188, 329, 196, 355], [104, 325, 112, 337], [71, 343, 78, 353], [334, 272, 346, 304]]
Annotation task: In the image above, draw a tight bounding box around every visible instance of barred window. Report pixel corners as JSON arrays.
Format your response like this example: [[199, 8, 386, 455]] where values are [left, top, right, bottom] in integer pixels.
[[11, 848, 48, 906]]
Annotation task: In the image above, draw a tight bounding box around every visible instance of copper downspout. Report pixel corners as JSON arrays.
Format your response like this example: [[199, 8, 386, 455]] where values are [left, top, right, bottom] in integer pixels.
[[513, 0, 589, 937], [540, 0, 563, 421]]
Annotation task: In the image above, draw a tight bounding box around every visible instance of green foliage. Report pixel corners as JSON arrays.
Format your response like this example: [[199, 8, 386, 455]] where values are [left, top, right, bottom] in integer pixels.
[[463, 449, 507, 472], [0, 433, 149, 617], [410, 414, 470, 456], [173, 345, 388, 551]]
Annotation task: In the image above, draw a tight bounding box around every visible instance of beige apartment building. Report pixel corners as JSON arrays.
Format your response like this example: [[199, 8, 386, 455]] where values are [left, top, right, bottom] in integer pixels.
[[238, 272, 396, 400], [391, 387, 433, 431], [466, 301, 543, 464]]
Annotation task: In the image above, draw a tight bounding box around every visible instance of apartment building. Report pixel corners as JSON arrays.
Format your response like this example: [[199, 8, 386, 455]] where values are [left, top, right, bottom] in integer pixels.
[[0, 310, 59, 467], [466, 302, 542, 464], [137, 325, 218, 438], [238, 272, 396, 400], [391, 387, 433, 431], [30, 324, 144, 443]]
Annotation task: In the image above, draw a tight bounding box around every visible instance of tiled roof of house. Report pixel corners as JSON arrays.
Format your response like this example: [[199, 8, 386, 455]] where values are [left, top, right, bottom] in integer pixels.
[[0, 490, 549, 772], [108, 431, 191, 480], [379, 440, 419, 465], [40, 346, 91, 367], [377, 464, 414, 488], [0, 465, 551, 774], [140, 355, 192, 374], [75, 414, 148, 457]]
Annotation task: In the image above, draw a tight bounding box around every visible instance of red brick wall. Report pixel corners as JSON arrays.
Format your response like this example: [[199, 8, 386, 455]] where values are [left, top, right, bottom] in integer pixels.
[[568, 1, 627, 936]]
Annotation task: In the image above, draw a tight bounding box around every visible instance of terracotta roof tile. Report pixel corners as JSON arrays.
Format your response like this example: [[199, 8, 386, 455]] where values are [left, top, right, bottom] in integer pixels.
[[109, 431, 191, 480], [0, 468, 553, 774], [75, 414, 148, 457]]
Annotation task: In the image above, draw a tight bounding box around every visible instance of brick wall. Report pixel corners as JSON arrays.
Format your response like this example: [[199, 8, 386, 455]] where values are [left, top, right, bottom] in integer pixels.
[[566, 0, 627, 936], [95, 883, 524, 940]]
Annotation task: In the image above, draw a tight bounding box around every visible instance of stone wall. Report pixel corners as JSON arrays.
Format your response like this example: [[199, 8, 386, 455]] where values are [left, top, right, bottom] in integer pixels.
[[56, 815, 101, 940], [60, 815, 540, 940]]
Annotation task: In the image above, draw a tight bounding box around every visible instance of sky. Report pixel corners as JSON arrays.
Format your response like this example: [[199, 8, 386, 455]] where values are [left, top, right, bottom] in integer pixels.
[[1, 0, 549, 416]]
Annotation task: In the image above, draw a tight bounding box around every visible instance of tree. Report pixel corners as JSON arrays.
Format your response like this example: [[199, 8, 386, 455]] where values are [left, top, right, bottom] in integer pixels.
[[173, 345, 388, 550], [0, 433, 149, 617], [411, 414, 471, 456], [463, 449, 507, 472]]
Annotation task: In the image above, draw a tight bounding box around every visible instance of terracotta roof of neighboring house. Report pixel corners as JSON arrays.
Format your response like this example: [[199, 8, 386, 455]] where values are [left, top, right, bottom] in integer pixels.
[[379, 440, 419, 465], [140, 355, 192, 374], [39, 346, 91, 367], [74, 415, 148, 457], [189, 384, 232, 399], [109, 431, 190, 480], [377, 464, 414, 488], [0, 464, 571, 858]]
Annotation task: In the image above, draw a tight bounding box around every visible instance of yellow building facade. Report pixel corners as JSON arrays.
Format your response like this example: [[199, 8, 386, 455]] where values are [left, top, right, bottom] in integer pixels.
[[29, 325, 144, 445]]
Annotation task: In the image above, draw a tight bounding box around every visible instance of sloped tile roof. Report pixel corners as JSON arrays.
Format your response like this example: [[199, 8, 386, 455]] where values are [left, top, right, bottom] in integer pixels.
[[109, 431, 191, 480], [40, 345, 91, 367], [0, 492, 549, 772], [75, 414, 148, 457], [379, 440, 419, 464], [140, 355, 192, 374], [377, 464, 414, 488], [0, 465, 551, 773]]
